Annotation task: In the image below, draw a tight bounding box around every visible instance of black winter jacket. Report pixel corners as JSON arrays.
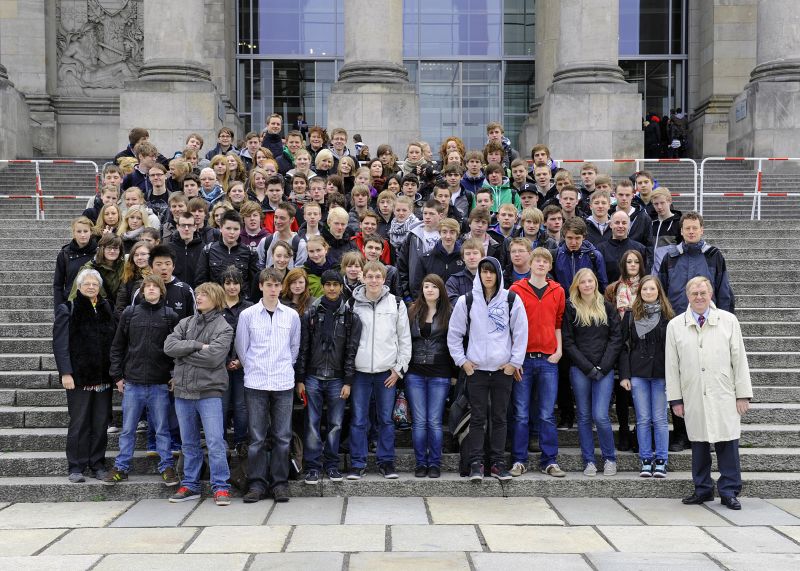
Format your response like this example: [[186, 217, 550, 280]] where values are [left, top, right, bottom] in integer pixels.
[[617, 310, 669, 380], [419, 242, 464, 294], [562, 300, 622, 375], [168, 233, 204, 288], [295, 297, 363, 384], [408, 316, 454, 374], [109, 300, 179, 384], [52, 292, 116, 386], [196, 237, 260, 301], [222, 298, 254, 362], [53, 238, 98, 308], [597, 237, 647, 283]]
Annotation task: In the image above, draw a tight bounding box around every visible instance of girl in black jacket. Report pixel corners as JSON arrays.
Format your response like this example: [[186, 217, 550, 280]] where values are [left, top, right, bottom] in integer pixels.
[[52, 269, 116, 482], [405, 274, 455, 478], [618, 275, 675, 478], [53, 216, 97, 309], [562, 268, 622, 478]]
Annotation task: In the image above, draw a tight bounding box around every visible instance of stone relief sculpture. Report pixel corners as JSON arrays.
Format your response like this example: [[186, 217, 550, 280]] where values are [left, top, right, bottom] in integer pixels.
[[56, 0, 144, 95]]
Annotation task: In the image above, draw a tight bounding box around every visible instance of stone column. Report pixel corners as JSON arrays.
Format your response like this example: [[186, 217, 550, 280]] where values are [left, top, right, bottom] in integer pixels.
[[729, 0, 800, 156], [327, 0, 419, 154], [0, 26, 33, 159], [538, 0, 642, 163], [119, 0, 222, 156]]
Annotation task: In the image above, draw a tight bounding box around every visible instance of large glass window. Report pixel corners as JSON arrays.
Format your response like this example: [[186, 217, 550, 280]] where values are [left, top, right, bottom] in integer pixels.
[[503, 61, 535, 149], [503, 0, 535, 56], [620, 0, 684, 56], [404, 0, 503, 57], [621, 59, 685, 118], [240, 0, 344, 56]]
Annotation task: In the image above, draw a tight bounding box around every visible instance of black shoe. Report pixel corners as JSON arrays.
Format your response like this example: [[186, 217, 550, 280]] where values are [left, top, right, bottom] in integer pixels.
[[669, 438, 685, 452], [490, 463, 512, 481], [617, 430, 632, 452], [682, 492, 714, 505], [242, 488, 265, 503], [414, 465, 428, 478], [720, 496, 741, 510], [272, 485, 290, 503], [428, 466, 441, 478], [557, 419, 573, 430], [469, 462, 483, 482], [379, 462, 399, 479]]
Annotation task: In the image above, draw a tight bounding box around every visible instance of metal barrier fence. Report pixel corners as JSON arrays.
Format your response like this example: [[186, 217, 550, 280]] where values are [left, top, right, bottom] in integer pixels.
[[699, 156, 800, 220], [554, 158, 698, 211], [0, 159, 99, 220]]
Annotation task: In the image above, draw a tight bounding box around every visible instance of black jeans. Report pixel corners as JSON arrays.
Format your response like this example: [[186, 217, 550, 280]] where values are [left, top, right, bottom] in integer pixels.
[[557, 357, 574, 423], [65, 387, 112, 474], [466, 370, 513, 467]]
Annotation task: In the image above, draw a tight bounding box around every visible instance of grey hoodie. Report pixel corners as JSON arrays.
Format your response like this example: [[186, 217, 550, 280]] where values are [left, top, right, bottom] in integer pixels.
[[447, 256, 528, 371]]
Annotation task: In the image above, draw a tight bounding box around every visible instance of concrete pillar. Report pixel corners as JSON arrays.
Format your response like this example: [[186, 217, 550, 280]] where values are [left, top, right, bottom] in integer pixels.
[[327, 0, 419, 154], [0, 26, 33, 159], [538, 0, 642, 163], [119, 0, 222, 157], [728, 0, 800, 156]]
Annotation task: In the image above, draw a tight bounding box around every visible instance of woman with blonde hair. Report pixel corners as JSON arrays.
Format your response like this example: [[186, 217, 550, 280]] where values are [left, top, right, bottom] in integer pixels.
[[562, 268, 622, 478], [93, 204, 121, 236], [210, 154, 227, 186], [210, 201, 234, 229], [115, 240, 152, 318], [618, 275, 674, 478], [118, 205, 154, 254], [224, 151, 247, 191]]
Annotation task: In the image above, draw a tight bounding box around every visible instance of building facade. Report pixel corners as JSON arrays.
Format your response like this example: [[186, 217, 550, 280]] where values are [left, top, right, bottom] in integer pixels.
[[0, 0, 795, 159]]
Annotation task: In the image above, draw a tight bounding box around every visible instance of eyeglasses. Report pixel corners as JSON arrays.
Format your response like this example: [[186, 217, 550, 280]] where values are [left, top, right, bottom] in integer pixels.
[[105, 246, 121, 251], [178, 223, 196, 229]]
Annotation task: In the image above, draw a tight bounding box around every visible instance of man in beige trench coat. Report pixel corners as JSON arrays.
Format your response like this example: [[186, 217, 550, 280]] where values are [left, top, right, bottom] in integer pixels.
[[666, 276, 752, 510]]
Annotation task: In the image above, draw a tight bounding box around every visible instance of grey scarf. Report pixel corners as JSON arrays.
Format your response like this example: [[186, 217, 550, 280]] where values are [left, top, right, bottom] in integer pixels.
[[634, 303, 661, 338]]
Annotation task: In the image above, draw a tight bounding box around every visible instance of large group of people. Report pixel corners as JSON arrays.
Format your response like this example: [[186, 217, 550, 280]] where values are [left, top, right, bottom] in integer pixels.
[[51, 117, 752, 510]]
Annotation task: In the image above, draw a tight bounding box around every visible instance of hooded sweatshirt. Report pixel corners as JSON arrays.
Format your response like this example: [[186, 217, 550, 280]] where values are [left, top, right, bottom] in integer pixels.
[[447, 256, 528, 371]]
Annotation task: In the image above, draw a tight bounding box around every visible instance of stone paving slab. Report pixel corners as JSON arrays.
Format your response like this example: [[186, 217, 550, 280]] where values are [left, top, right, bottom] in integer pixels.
[[287, 524, 386, 552], [480, 524, 612, 553], [93, 553, 250, 571], [184, 525, 290, 553], [618, 498, 731, 526], [0, 502, 9, 511], [705, 498, 800, 526], [703, 525, 800, 553], [391, 524, 482, 552], [549, 497, 641, 525], [470, 552, 592, 570], [0, 528, 66, 555], [109, 499, 195, 528], [182, 498, 271, 527], [598, 525, 729, 553], [773, 525, 800, 543], [0, 555, 101, 570], [766, 499, 800, 518], [267, 497, 344, 525], [249, 552, 345, 570], [711, 553, 800, 571], [349, 551, 470, 570], [0, 501, 132, 529], [42, 527, 197, 554], [587, 552, 723, 571], [344, 496, 428, 524], [428, 497, 562, 525]]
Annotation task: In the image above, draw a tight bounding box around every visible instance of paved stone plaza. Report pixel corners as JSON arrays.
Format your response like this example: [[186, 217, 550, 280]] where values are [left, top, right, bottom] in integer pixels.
[[0, 496, 798, 570]]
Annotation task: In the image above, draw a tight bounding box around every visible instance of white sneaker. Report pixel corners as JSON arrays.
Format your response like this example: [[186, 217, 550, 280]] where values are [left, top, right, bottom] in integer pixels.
[[510, 462, 527, 477], [583, 462, 597, 477], [106, 425, 119, 434], [603, 460, 617, 476]]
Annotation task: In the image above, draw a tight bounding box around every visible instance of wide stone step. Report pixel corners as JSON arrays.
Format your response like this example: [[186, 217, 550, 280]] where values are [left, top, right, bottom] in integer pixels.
[[741, 322, 800, 336], [727, 259, 800, 271], [722, 249, 800, 259], [0, 297, 54, 310], [0, 249, 61, 260], [0, 284, 53, 297], [0, 323, 52, 337], [734, 283, 797, 295], [708, 229, 800, 239], [0, 310, 54, 324], [748, 352, 800, 367], [0, 270, 55, 284], [0, 371, 53, 389], [753, 386, 800, 403], [735, 308, 800, 322], [0, 471, 797, 502], [0, 338, 52, 353], [0, 260, 54, 271], [0, 354, 51, 371], [0, 447, 797, 479], [750, 369, 800, 386], [743, 336, 800, 351], [0, 238, 69, 248]]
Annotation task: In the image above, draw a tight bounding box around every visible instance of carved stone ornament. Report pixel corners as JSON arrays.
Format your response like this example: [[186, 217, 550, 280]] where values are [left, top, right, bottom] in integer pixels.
[[56, 0, 144, 95]]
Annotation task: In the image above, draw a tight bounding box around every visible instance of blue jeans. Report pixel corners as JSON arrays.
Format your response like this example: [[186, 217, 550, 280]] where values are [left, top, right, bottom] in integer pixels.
[[303, 376, 346, 471], [174, 397, 230, 493], [116, 383, 173, 473], [146, 391, 181, 451], [570, 367, 616, 465], [350, 371, 396, 467], [405, 373, 449, 467], [221, 368, 248, 445], [631, 377, 669, 462], [245, 387, 293, 493], [513, 357, 559, 467]]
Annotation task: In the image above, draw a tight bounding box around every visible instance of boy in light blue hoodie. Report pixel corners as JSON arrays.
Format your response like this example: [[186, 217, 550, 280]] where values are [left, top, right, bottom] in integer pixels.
[[447, 256, 528, 482]]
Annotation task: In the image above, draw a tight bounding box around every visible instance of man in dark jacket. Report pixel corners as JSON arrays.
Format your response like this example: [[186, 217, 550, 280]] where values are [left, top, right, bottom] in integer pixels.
[[597, 211, 648, 283], [295, 270, 362, 484], [105, 274, 180, 487], [418, 219, 464, 294], [398, 200, 444, 301], [134, 245, 196, 320], [196, 210, 261, 302], [446, 238, 484, 305], [612, 179, 653, 268], [261, 113, 284, 158], [650, 187, 682, 273], [167, 212, 204, 288], [554, 217, 608, 293]]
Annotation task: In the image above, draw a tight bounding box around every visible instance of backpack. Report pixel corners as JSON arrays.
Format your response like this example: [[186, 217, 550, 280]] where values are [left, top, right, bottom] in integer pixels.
[[261, 233, 304, 264]]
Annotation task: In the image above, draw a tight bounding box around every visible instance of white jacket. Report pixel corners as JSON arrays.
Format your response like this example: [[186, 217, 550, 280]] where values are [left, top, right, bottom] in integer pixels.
[[350, 285, 412, 375]]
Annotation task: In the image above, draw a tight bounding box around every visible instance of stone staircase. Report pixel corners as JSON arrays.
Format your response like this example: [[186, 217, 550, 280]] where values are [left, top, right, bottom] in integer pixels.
[[0, 162, 798, 501]]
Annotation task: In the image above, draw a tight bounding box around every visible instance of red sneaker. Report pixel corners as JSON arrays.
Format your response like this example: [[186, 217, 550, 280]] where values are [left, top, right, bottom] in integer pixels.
[[214, 490, 231, 506]]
